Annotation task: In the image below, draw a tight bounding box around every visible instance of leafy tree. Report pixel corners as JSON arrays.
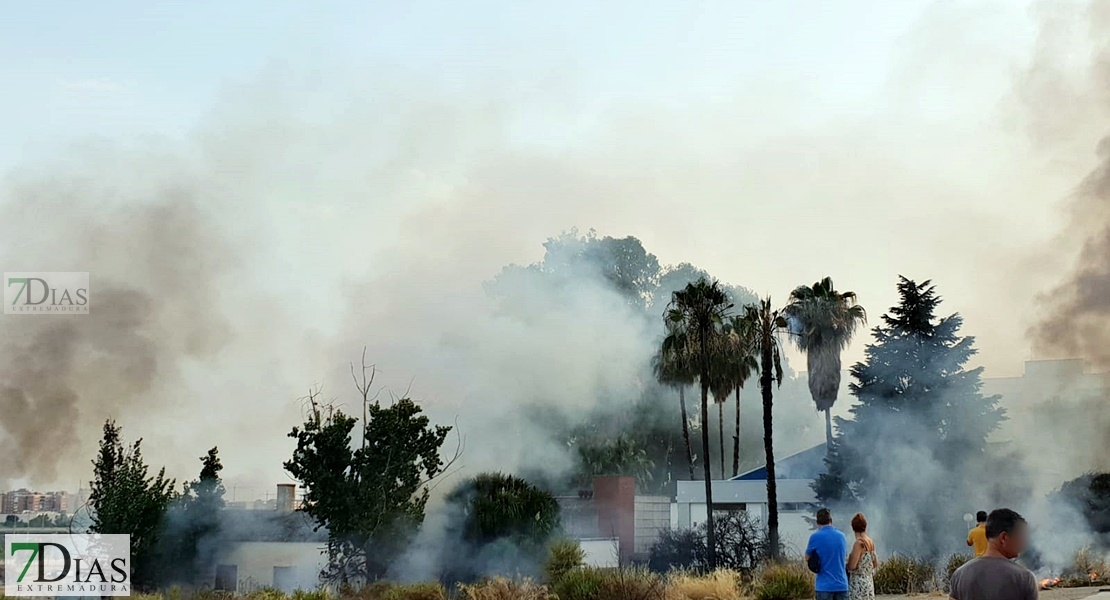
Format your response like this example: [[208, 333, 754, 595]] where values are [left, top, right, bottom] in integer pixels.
[[153, 447, 226, 585], [1057, 472, 1110, 534], [449, 473, 561, 545], [785, 277, 867, 452], [666, 278, 733, 569], [815, 277, 1004, 556], [739, 299, 787, 559], [89, 419, 177, 588], [489, 228, 661, 310], [573, 434, 655, 490], [285, 363, 457, 586]]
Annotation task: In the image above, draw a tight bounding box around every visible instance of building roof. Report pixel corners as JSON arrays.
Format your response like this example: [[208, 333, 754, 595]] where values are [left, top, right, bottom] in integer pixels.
[[730, 444, 826, 481]]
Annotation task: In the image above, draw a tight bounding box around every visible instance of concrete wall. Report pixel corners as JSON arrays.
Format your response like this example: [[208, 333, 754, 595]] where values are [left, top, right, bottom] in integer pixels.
[[680, 503, 814, 554], [634, 496, 671, 555], [212, 542, 325, 592], [579, 538, 620, 568]]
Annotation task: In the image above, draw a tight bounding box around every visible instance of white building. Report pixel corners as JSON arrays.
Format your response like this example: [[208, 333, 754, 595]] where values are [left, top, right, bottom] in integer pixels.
[[673, 444, 824, 553]]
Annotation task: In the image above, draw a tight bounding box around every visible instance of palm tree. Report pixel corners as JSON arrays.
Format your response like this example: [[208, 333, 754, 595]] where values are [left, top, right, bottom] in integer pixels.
[[740, 298, 787, 560], [724, 316, 759, 477], [666, 278, 732, 570], [784, 277, 866, 451], [655, 325, 698, 481]]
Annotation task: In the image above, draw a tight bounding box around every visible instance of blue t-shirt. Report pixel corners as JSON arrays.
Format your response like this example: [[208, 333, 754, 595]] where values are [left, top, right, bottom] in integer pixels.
[[806, 525, 849, 592]]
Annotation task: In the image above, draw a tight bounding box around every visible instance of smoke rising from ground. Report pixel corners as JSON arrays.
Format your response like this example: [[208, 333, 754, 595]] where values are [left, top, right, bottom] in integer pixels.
[[0, 3, 1109, 580]]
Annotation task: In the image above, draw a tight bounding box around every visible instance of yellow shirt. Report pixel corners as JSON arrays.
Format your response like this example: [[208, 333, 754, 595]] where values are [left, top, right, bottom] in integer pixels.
[[967, 523, 988, 557]]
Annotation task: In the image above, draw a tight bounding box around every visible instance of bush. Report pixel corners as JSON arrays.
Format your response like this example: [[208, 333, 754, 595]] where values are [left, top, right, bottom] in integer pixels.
[[291, 591, 330, 600], [550, 567, 604, 600], [457, 577, 552, 600], [873, 554, 937, 595], [669, 569, 742, 600], [750, 561, 814, 600], [545, 539, 586, 584], [648, 512, 771, 575], [944, 553, 971, 591], [648, 527, 706, 573], [550, 567, 668, 600]]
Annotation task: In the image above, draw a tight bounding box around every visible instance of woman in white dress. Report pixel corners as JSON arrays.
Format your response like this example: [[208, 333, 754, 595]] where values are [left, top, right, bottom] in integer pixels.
[[847, 512, 878, 600]]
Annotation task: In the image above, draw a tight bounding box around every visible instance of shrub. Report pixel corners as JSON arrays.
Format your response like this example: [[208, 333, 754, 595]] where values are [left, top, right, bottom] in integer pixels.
[[873, 554, 937, 595], [244, 590, 291, 600], [943, 553, 971, 591], [648, 527, 706, 573], [750, 561, 814, 600], [550, 567, 605, 600], [457, 577, 552, 600], [597, 566, 668, 600], [291, 591, 329, 600], [550, 567, 668, 600], [545, 539, 586, 584], [669, 569, 743, 600], [648, 512, 771, 575]]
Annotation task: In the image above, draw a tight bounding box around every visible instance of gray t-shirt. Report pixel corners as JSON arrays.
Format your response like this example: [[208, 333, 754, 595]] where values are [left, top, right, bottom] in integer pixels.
[[950, 556, 1037, 600]]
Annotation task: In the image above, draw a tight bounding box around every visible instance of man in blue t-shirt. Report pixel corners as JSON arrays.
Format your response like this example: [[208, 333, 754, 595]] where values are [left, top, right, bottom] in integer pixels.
[[806, 507, 849, 600]]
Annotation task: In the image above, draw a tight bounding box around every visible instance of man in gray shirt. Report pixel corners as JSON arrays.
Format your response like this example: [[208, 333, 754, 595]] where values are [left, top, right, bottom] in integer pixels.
[[949, 508, 1038, 600]]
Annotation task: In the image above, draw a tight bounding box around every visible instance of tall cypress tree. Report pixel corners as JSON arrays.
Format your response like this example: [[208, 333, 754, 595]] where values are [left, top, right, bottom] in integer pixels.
[[814, 277, 1005, 556]]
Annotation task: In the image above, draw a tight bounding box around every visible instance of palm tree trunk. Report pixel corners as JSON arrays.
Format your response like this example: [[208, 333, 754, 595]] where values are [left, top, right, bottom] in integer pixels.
[[701, 378, 717, 569], [824, 408, 833, 453], [718, 403, 725, 479], [761, 339, 780, 560], [700, 327, 717, 570], [679, 387, 695, 480], [732, 387, 741, 477]]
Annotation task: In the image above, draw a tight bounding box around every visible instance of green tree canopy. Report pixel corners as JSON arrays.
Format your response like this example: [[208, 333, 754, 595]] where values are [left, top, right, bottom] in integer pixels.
[[285, 380, 455, 585], [815, 277, 1005, 556], [88, 419, 177, 588]]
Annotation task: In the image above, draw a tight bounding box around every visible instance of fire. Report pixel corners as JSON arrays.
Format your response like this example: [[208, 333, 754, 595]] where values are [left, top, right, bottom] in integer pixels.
[[1091, 572, 1099, 581], [1039, 577, 1061, 590]]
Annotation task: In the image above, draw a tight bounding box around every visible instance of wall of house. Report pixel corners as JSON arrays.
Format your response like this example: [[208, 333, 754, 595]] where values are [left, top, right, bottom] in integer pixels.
[[211, 542, 325, 592], [579, 538, 620, 568], [634, 496, 671, 556], [680, 503, 814, 554]]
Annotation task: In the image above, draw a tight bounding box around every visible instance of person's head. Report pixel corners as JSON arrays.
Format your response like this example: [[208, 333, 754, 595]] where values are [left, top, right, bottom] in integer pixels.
[[976, 511, 988, 524], [986, 508, 1028, 558], [816, 508, 832, 526], [851, 513, 867, 533]]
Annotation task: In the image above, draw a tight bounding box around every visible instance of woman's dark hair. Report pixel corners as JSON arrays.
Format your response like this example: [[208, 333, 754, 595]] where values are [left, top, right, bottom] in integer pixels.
[[851, 513, 867, 533]]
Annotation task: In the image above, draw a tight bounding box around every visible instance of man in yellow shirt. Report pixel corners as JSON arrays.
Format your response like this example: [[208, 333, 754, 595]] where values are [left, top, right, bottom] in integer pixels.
[[967, 511, 988, 556]]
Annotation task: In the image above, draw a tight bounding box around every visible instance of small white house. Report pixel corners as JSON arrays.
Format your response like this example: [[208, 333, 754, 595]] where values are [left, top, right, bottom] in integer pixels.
[[213, 541, 325, 593], [673, 444, 824, 553]]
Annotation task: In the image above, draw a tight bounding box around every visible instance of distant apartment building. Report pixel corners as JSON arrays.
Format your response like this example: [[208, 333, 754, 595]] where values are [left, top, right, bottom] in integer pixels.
[[1, 489, 70, 514]]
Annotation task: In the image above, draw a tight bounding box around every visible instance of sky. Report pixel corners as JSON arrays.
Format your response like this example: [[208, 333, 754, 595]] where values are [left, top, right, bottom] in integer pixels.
[[1, 0, 1107, 492]]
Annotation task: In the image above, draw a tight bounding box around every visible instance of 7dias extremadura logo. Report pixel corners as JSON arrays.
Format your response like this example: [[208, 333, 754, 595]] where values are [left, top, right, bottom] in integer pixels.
[[4, 534, 130, 596], [4, 272, 89, 315]]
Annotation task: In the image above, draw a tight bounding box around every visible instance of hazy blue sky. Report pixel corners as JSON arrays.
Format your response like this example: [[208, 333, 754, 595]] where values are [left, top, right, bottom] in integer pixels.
[[5, 1, 1106, 489], [0, 1, 966, 166]]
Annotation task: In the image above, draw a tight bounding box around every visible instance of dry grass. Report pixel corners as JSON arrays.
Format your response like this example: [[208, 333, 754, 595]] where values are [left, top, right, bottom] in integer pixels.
[[750, 561, 815, 600], [668, 569, 743, 600], [457, 576, 553, 600]]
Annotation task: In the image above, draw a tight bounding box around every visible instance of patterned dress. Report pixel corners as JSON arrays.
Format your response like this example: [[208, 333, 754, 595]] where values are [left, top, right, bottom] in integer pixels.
[[849, 545, 877, 600]]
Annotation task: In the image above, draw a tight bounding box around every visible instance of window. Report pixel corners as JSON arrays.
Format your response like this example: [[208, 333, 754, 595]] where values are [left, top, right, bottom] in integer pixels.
[[215, 565, 237, 592]]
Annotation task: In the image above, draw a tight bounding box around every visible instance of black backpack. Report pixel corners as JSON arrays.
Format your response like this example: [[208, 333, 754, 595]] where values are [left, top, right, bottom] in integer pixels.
[[807, 550, 822, 574]]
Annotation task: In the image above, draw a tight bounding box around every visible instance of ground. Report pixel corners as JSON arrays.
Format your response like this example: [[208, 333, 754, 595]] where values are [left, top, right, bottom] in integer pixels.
[[878, 588, 1108, 600]]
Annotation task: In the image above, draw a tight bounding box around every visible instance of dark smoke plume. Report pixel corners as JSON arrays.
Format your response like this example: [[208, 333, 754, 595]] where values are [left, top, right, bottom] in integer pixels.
[[0, 162, 233, 485]]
